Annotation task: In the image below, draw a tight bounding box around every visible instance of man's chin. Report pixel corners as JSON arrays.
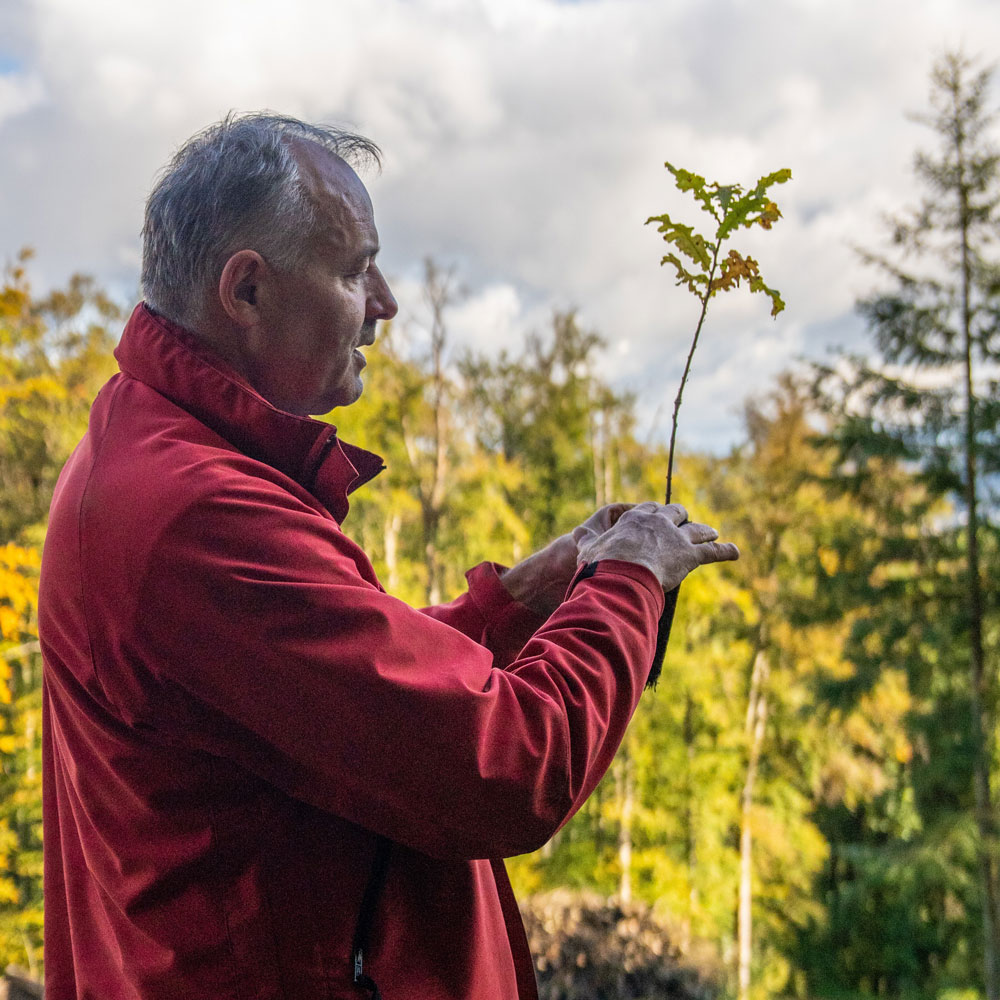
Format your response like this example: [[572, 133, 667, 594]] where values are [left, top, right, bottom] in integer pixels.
[[310, 379, 364, 417]]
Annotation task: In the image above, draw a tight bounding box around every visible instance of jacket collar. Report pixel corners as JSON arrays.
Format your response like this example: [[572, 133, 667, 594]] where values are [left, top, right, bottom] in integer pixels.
[[114, 304, 385, 524]]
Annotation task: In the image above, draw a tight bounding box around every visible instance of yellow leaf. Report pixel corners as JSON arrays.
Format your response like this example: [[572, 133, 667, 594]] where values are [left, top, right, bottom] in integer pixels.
[[758, 201, 782, 229], [817, 547, 839, 575], [709, 249, 760, 294]]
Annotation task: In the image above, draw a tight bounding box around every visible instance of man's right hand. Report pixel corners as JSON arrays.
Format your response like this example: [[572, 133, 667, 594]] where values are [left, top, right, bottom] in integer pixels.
[[574, 502, 739, 592]]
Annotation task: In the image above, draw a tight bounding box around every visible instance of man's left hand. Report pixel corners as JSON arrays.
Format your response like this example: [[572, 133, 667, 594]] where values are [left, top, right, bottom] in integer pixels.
[[499, 503, 632, 618]]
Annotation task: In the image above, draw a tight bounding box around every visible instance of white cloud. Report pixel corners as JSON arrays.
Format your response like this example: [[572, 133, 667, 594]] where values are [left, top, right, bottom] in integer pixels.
[[0, 70, 44, 127], [2, 0, 998, 449]]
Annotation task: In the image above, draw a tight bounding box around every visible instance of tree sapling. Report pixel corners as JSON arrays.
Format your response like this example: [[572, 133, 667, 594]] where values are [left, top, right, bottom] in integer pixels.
[[644, 162, 791, 683]]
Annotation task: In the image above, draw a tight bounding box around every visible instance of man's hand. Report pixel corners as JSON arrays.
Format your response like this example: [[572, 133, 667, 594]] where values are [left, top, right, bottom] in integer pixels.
[[500, 503, 633, 618], [576, 502, 739, 592]]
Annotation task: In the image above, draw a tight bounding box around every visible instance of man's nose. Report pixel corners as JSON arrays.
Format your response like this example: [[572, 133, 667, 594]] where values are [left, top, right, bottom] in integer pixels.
[[368, 266, 398, 322]]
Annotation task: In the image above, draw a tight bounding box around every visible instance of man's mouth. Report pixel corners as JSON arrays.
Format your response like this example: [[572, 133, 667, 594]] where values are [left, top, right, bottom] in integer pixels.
[[357, 322, 377, 348]]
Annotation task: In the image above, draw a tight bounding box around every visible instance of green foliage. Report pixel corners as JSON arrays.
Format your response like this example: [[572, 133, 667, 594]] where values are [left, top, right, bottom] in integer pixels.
[[805, 50, 1000, 999], [509, 383, 913, 999], [459, 310, 636, 547], [336, 260, 544, 605]]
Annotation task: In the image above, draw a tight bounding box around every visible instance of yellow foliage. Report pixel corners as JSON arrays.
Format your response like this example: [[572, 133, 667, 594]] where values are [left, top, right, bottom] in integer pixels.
[[0, 545, 41, 644], [505, 852, 546, 897]]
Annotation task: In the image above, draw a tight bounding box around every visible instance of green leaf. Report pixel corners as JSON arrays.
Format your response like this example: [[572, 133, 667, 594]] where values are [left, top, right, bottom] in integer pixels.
[[660, 253, 710, 296], [665, 162, 728, 220], [748, 275, 786, 316], [713, 185, 738, 215], [645, 213, 713, 271], [665, 162, 706, 193], [755, 167, 793, 190]]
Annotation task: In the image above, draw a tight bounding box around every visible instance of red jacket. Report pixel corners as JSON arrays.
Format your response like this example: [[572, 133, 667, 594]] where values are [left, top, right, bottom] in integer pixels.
[[40, 305, 663, 999]]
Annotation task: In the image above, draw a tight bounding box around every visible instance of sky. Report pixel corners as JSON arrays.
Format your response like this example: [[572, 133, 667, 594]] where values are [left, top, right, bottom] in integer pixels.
[[1, 0, 998, 452]]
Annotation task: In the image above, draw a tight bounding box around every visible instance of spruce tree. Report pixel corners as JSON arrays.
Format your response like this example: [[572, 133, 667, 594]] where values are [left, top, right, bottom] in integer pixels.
[[815, 51, 1000, 998]]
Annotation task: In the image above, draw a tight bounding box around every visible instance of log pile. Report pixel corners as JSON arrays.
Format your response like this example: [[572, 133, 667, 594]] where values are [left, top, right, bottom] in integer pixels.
[[520, 890, 721, 1000], [0, 968, 43, 1000]]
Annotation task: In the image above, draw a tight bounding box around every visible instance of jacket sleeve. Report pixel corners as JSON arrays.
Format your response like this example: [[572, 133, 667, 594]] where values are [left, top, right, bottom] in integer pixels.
[[419, 562, 549, 669], [132, 474, 663, 861]]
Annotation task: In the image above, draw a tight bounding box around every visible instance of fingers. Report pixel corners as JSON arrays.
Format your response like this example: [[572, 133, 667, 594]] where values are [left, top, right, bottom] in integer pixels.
[[682, 520, 738, 564], [695, 540, 741, 565], [681, 521, 718, 544], [625, 501, 688, 525], [605, 503, 631, 526], [665, 503, 688, 525], [575, 536, 601, 564], [601, 500, 689, 525], [572, 499, 738, 588], [583, 503, 633, 534]]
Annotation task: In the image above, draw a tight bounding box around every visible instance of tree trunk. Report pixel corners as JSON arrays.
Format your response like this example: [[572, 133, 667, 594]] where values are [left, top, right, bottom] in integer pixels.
[[590, 405, 605, 508], [738, 643, 769, 1000], [424, 530, 442, 606], [617, 746, 635, 904], [404, 259, 459, 607], [383, 510, 401, 594], [683, 691, 697, 953], [956, 138, 1000, 1000], [603, 411, 614, 504]]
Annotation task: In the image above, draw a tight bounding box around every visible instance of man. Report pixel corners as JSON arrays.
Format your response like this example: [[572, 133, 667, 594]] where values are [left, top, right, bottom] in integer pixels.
[[39, 114, 738, 999]]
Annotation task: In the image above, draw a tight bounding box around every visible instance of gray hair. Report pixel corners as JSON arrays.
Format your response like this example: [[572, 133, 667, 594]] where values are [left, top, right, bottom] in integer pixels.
[[141, 112, 381, 328]]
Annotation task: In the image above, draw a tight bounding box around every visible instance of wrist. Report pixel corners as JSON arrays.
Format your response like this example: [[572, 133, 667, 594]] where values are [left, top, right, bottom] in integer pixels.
[[500, 536, 576, 617]]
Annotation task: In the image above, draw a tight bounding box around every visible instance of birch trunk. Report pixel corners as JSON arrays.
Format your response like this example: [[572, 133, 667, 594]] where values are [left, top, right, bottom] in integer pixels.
[[683, 691, 697, 953], [738, 643, 769, 1000], [617, 746, 635, 904], [383, 510, 401, 594]]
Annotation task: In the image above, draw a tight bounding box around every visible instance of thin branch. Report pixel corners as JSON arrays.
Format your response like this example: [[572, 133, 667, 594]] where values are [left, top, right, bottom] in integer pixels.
[[665, 242, 721, 503]]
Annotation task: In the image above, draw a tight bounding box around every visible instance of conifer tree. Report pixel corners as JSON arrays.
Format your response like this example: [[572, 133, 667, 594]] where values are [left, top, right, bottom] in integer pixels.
[[815, 52, 1000, 998]]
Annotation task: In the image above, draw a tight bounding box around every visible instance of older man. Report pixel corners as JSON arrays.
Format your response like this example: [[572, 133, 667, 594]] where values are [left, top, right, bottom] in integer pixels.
[[39, 114, 738, 1000]]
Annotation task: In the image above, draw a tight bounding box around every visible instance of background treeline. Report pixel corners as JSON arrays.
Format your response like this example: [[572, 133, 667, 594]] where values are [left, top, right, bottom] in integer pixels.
[[0, 51, 997, 1000]]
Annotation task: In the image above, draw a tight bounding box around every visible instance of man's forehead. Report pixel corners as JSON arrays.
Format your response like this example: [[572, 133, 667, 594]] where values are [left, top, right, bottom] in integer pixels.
[[288, 137, 377, 254], [288, 138, 366, 203]]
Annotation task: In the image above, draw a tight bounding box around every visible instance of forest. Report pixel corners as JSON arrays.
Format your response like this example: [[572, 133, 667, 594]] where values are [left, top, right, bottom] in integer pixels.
[[0, 52, 998, 999]]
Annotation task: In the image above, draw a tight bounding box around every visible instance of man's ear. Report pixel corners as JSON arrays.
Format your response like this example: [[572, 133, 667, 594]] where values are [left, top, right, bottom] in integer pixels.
[[218, 250, 267, 326]]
